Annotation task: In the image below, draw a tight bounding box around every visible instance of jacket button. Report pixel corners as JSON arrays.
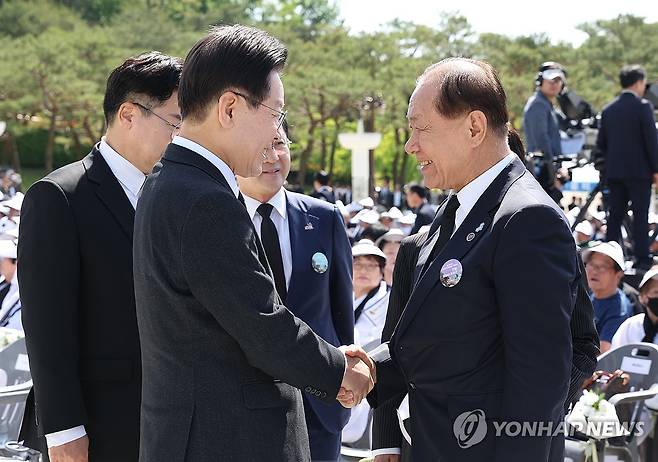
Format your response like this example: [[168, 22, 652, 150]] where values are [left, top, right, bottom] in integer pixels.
[[321, 392, 327, 398], [315, 391, 321, 397], [305, 386, 312, 393], [409, 382, 416, 390]]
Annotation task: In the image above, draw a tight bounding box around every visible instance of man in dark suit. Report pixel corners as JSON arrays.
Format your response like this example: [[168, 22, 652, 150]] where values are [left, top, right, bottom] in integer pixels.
[[133, 25, 373, 462], [238, 123, 354, 461], [405, 184, 434, 235], [18, 52, 183, 462], [356, 58, 578, 461], [597, 64, 658, 269], [311, 170, 336, 203]]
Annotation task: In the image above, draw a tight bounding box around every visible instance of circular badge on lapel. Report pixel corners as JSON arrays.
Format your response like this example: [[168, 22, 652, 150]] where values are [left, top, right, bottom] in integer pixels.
[[440, 259, 463, 288], [311, 252, 329, 274]]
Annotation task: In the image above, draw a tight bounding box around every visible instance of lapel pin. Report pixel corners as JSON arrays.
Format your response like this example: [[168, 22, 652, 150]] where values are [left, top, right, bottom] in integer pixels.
[[466, 232, 475, 242], [440, 259, 463, 288], [311, 252, 328, 274], [304, 222, 314, 230], [475, 222, 485, 233]]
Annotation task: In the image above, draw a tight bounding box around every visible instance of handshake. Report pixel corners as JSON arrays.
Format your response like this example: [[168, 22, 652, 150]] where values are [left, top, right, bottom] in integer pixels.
[[336, 345, 376, 409]]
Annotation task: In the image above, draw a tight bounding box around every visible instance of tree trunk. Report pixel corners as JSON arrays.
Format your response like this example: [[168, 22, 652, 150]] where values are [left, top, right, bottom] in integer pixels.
[[364, 111, 376, 199], [328, 118, 340, 178], [45, 111, 56, 172], [392, 126, 402, 188], [69, 122, 83, 154], [398, 128, 410, 186], [319, 93, 327, 170]]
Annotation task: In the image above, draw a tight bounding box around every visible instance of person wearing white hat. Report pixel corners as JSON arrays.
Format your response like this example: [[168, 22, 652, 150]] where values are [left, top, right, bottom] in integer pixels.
[[574, 219, 594, 245], [583, 241, 632, 352], [613, 265, 658, 347], [0, 239, 20, 330], [376, 229, 404, 287], [343, 239, 390, 446]]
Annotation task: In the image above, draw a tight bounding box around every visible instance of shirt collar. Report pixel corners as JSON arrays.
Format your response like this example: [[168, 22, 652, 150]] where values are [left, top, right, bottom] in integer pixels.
[[456, 153, 516, 220], [243, 188, 287, 221], [621, 89, 640, 98], [171, 135, 239, 198], [98, 138, 146, 197]]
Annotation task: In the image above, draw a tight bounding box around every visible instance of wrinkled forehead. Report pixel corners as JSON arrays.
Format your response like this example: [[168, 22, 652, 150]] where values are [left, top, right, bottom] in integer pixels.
[[407, 82, 435, 121]]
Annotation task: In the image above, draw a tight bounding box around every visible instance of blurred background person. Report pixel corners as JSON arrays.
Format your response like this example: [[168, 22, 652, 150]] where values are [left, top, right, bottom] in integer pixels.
[[405, 183, 434, 235], [597, 64, 658, 270], [311, 170, 336, 203], [0, 238, 20, 330], [376, 229, 404, 287], [583, 241, 632, 352]]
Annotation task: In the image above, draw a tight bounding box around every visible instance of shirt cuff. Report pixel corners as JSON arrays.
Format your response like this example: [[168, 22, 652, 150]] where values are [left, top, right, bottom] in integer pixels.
[[45, 425, 87, 448], [371, 447, 402, 456]]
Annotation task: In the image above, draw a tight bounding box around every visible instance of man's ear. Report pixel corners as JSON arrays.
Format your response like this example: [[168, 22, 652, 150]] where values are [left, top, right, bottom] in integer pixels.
[[116, 102, 138, 129], [217, 92, 239, 128], [467, 110, 487, 147]]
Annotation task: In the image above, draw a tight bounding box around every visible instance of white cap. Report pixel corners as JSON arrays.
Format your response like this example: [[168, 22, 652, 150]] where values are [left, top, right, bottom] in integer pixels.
[[574, 220, 594, 237], [386, 207, 403, 220], [375, 228, 405, 246], [582, 241, 625, 272], [542, 68, 566, 81], [0, 227, 19, 241], [399, 213, 416, 225], [640, 266, 658, 289], [352, 239, 386, 261], [355, 209, 380, 225], [358, 197, 375, 208], [0, 239, 17, 259], [345, 201, 363, 214], [592, 211, 607, 223], [1, 192, 24, 212]]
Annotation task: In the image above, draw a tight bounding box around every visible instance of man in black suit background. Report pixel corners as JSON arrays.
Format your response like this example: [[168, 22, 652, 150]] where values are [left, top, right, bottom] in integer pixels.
[[238, 123, 354, 461], [133, 25, 373, 462], [597, 65, 658, 269], [18, 52, 183, 462], [405, 184, 434, 235], [358, 58, 578, 461]]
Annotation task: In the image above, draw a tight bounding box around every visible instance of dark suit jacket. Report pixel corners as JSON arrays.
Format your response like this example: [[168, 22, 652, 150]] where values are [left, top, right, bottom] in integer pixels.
[[283, 191, 353, 434], [369, 157, 578, 461], [372, 232, 600, 455], [597, 92, 658, 180], [409, 202, 435, 235], [133, 143, 346, 462], [18, 148, 142, 461]]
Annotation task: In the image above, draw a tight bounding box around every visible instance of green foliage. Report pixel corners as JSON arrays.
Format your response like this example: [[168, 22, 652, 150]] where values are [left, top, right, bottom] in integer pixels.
[[0, 0, 657, 191]]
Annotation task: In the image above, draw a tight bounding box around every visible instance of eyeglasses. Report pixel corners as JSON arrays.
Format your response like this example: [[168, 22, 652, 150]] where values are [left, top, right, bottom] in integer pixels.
[[133, 102, 182, 133], [272, 138, 292, 152], [232, 91, 287, 129], [585, 262, 616, 273], [353, 262, 381, 272]]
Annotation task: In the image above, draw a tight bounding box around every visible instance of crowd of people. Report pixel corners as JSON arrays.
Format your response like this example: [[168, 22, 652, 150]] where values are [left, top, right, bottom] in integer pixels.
[[1, 20, 658, 462]]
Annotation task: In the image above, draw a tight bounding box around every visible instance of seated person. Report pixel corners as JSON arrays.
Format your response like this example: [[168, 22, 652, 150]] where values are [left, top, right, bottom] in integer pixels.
[[0, 239, 20, 330], [583, 241, 632, 352], [613, 266, 658, 346], [342, 239, 390, 445]]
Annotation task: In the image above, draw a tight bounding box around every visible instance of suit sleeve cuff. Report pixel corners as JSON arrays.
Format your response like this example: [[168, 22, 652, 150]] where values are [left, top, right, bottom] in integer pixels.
[[45, 425, 86, 448], [371, 447, 401, 456]]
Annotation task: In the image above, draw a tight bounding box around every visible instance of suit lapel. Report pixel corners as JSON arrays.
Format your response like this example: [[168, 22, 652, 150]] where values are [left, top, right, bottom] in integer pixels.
[[394, 157, 528, 339], [83, 148, 135, 241], [285, 192, 320, 305], [413, 197, 450, 287]]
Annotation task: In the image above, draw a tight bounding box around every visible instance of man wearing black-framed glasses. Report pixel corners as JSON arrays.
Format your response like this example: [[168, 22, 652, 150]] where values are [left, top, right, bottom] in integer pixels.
[[132, 101, 182, 136]]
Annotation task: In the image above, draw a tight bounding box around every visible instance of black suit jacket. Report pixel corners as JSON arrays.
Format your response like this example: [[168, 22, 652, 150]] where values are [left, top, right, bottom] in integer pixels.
[[133, 143, 346, 462], [597, 92, 658, 180], [18, 148, 142, 461], [409, 202, 435, 235], [369, 157, 579, 461], [372, 232, 599, 456]]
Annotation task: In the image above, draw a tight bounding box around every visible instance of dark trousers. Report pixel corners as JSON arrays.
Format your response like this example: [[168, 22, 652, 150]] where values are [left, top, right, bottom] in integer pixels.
[[304, 406, 341, 462], [606, 178, 652, 265]]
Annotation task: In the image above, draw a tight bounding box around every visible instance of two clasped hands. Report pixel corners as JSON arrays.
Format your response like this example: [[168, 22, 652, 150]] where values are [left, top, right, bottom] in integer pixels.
[[337, 345, 376, 408]]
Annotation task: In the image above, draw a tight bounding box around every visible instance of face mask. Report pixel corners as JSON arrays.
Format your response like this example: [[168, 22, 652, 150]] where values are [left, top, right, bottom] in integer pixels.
[[646, 298, 658, 317]]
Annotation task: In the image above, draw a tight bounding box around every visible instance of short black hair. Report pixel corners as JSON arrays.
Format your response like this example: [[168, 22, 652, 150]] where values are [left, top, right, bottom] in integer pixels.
[[103, 52, 182, 126], [314, 170, 330, 185], [421, 58, 509, 138], [406, 183, 428, 200], [619, 65, 646, 89], [179, 25, 288, 122]]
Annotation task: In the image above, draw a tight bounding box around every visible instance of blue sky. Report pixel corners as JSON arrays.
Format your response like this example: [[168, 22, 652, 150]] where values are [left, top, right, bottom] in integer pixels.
[[337, 0, 658, 45]]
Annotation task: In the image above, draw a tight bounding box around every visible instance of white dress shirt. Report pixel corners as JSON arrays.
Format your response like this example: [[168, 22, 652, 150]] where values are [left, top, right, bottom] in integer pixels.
[[98, 138, 146, 210], [48, 139, 149, 448], [171, 136, 240, 198], [372, 152, 516, 458], [242, 188, 292, 287], [0, 273, 21, 331]]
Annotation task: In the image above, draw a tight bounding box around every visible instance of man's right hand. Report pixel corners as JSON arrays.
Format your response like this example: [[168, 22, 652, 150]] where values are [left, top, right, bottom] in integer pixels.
[[374, 455, 401, 462], [48, 435, 89, 462], [338, 347, 375, 408]]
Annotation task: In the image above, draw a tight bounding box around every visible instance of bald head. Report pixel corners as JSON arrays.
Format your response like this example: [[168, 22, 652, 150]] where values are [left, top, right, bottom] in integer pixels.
[[419, 58, 509, 138]]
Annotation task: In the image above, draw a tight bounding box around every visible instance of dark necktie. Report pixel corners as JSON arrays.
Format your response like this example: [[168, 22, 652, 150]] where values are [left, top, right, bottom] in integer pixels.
[[423, 194, 461, 273], [257, 203, 287, 302]]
